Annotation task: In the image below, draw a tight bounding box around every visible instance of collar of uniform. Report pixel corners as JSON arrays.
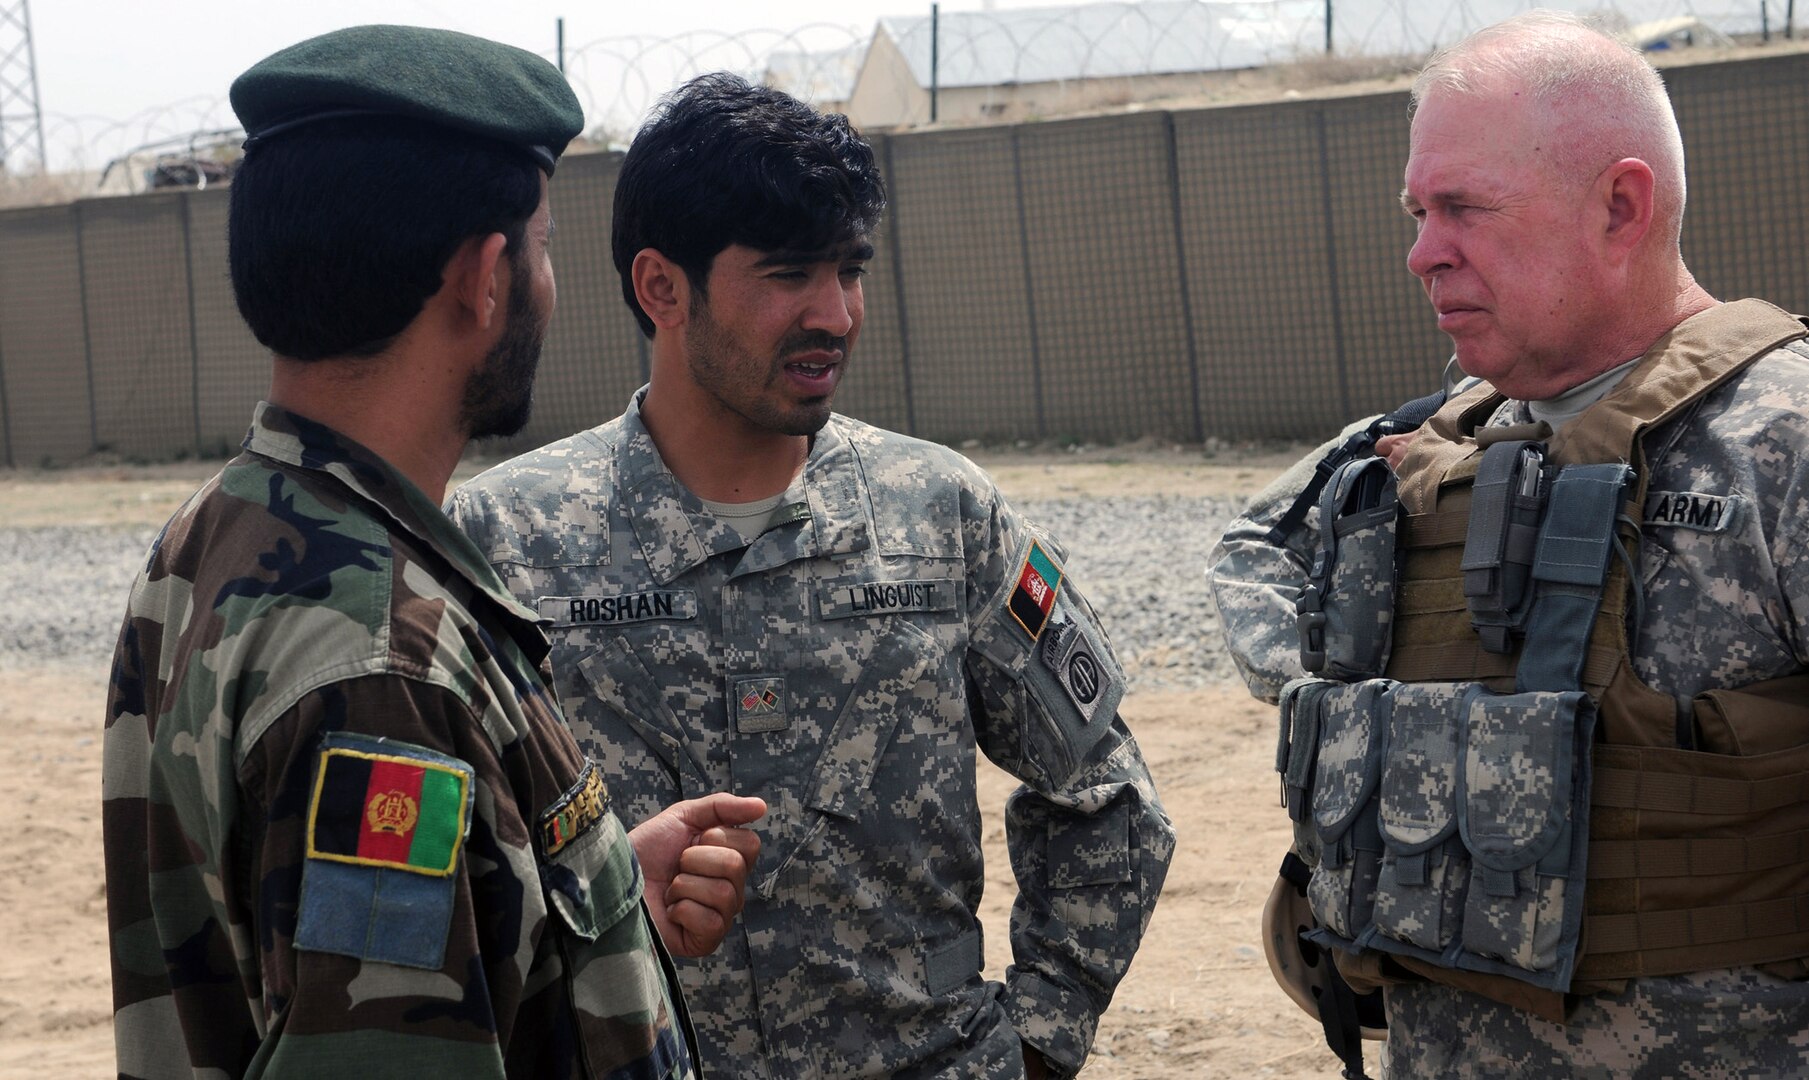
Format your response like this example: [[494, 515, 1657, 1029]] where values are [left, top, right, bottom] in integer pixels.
[[242, 401, 545, 631], [725, 416, 871, 580], [613, 390, 871, 584], [614, 390, 747, 584]]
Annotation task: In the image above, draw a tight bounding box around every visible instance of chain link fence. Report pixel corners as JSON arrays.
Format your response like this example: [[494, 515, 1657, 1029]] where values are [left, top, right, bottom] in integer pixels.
[[1, 47, 1806, 465]]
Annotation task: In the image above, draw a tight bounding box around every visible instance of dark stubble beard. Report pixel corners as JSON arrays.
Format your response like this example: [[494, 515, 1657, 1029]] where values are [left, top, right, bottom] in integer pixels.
[[460, 256, 545, 441], [684, 298, 843, 437]]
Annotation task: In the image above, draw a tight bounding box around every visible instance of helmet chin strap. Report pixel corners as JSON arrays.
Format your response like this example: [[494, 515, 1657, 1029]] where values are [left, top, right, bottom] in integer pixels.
[[1264, 851, 1385, 1080]]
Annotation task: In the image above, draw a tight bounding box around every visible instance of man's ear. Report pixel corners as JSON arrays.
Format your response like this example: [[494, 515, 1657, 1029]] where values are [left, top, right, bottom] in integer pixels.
[[444, 231, 511, 331], [632, 248, 693, 331], [1599, 157, 1655, 258]]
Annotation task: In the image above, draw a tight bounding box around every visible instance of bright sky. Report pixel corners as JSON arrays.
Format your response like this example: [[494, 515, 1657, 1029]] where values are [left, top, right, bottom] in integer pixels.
[[26, 0, 1072, 171]]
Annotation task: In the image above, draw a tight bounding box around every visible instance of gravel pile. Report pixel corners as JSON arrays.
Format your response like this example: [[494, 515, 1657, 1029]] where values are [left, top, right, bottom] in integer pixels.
[[0, 494, 1251, 691]]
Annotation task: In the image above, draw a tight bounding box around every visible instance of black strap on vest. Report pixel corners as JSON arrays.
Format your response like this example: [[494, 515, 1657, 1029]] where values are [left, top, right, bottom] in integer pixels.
[[1280, 851, 1380, 1080], [1264, 389, 1449, 547]]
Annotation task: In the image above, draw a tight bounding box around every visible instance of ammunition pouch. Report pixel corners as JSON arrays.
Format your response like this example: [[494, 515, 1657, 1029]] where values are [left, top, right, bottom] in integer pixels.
[[1281, 460, 1631, 994], [1284, 677, 1599, 992], [1298, 457, 1401, 681], [1460, 437, 1547, 653]]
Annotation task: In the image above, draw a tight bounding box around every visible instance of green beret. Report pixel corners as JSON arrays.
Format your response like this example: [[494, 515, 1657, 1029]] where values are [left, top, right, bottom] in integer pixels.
[[231, 24, 584, 174]]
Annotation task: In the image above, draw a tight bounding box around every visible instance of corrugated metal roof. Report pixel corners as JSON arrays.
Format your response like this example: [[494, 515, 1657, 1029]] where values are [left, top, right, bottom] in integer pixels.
[[765, 40, 869, 102]]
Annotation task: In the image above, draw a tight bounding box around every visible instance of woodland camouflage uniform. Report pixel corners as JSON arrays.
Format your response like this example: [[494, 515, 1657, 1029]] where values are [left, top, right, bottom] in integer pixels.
[[104, 404, 694, 1079]]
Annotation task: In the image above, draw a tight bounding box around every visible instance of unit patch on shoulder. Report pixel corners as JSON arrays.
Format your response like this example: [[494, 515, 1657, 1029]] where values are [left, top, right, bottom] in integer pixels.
[[1643, 490, 1741, 534], [1007, 539, 1064, 641], [306, 742, 472, 877], [540, 760, 610, 857], [1040, 615, 1110, 723]]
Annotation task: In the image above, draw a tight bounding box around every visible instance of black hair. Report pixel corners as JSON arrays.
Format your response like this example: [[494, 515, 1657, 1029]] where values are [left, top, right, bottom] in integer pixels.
[[228, 116, 542, 361], [612, 72, 886, 338]]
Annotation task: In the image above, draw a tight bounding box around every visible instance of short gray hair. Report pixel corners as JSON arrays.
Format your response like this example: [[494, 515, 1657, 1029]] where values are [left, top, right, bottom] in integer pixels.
[[1411, 10, 1687, 245]]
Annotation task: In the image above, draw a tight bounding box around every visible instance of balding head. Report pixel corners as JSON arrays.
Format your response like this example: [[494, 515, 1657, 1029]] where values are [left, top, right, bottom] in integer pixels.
[[1411, 11, 1687, 248]]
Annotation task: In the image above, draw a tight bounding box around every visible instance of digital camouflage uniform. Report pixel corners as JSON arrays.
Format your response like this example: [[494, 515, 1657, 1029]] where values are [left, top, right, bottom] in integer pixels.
[[449, 390, 1175, 1079], [1206, 334, 1809, 1077], [104, 402, 694, 1080]]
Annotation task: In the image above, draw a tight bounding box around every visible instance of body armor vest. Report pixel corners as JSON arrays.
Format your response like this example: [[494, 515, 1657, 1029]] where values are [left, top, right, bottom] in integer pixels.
[[1282, 300, 1809, 1021]]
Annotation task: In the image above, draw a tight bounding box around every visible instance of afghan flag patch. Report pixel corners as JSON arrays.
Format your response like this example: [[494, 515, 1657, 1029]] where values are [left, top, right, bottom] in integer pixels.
[[1007, 539, 1063, 641], [306, 743, 471, 877]]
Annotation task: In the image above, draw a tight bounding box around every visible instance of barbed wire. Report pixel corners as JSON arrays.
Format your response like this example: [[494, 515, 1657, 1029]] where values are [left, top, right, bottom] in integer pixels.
[[16, 0, 1800, 200]]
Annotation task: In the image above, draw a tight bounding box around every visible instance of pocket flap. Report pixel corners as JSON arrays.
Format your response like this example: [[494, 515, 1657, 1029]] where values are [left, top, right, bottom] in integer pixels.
[[1461, 691, 1588, 871], [1278, 678, 1336, 816], [578, 639, 712, 795], [1378, 682, 1478, 850], [806, 617, 937, 819], [541, 804, 642, 942], [1311, 679, 1391, 838]]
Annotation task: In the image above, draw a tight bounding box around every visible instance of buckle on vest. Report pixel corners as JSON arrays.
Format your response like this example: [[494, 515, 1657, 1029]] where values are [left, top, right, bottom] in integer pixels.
[[1296, 586, 1328, 673]]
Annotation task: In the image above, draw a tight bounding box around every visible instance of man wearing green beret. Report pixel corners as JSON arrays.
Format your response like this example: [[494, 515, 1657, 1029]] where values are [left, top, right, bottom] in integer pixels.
[[101, 25, 761, 1078]]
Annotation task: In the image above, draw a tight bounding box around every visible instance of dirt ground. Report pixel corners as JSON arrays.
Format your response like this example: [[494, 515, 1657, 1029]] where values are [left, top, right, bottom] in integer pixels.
[[0, 446, 1352, 1079]]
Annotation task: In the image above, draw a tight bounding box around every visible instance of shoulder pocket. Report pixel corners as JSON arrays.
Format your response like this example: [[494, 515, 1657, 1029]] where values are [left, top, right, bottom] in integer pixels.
[[294, 733, 474, 970]]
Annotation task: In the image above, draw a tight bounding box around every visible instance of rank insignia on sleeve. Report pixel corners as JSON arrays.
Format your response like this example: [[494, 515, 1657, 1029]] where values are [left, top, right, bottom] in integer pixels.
[[540, 761, 610, 856], [306, 743, 472, 877], [1007, 539, 1064, 641]]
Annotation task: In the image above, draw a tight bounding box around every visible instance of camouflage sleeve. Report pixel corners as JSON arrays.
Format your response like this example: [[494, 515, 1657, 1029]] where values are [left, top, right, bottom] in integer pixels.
[[234, 673, 667, 1075], [1204, 417, 1376, 703], [962, 487, 1177, 1077]]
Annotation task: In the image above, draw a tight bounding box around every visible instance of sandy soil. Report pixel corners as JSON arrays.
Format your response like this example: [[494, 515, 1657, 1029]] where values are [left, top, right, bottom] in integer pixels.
[[0, 447, 1352, 1079]]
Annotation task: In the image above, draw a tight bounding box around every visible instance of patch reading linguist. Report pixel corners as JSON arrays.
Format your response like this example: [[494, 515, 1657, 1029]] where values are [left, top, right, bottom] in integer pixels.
[[1007, 540, 1063, 641], [540, 761, 609, 857], [819, 578, 956, 620], [307, 745, 471, 877], [1643, 490, 1742, 534], [540, 589, 697, 626]]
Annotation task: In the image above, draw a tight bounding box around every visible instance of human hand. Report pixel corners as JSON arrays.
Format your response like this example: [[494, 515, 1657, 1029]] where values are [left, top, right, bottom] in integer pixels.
[[1374, 431, 1416, 470], [629, 792, 766, 957]]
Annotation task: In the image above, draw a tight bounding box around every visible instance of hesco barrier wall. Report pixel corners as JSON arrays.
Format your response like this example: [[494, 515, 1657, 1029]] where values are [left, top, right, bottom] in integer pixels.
[[2, 51, 1806, 466]]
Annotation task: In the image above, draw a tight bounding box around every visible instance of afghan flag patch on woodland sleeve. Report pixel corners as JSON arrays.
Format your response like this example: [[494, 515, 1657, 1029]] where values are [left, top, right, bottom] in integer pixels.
[[1007, 539, 1064, 641], [306, 743, 471, 877]]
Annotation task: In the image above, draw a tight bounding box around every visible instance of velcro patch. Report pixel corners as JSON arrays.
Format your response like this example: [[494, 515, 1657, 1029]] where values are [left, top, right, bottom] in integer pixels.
[[819, 578, 957, 620], [1643, 490, 1741, 533], [539, 590, 697, 626], [734, 675, 788, 733], [1041, 616, 1110, 723], [307, 743, 471, 877], [541, 761, 610, 857], [1007, 539, 1063, 641]]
